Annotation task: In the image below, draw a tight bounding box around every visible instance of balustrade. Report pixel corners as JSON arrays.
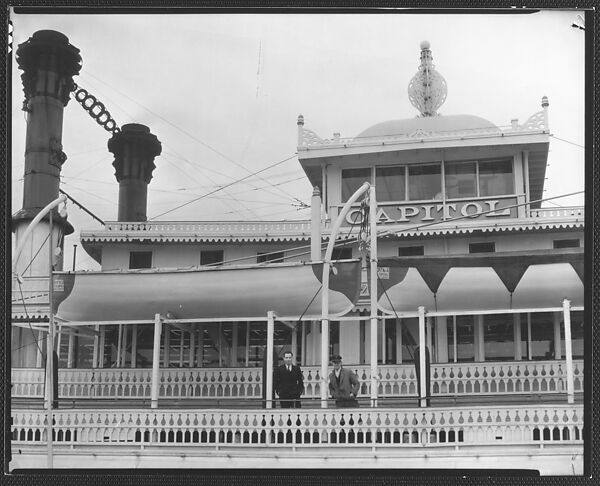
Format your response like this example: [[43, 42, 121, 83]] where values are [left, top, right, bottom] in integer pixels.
[[12, 404, 583, 449], [11, 360, 583, 401]]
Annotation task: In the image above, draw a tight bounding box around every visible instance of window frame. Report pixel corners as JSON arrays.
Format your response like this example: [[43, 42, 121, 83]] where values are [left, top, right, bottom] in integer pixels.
[[129, 250, 153, 269]]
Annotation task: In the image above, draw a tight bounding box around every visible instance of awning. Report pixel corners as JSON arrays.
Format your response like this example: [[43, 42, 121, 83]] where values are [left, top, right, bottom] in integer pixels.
[[52, 260, 361, 322], [375, 248, 584, 314]]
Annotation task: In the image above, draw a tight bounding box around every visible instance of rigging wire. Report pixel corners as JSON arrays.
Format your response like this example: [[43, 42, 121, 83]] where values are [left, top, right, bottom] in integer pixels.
[[15, 278, 44, 356], [82, 70, 308, 207], [75, 74, 255, 219], [549, 134, 584, 149], [149, 154, 297, 220]]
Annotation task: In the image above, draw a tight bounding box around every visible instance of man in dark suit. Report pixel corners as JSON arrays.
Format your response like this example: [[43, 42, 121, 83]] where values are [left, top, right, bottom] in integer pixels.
[[328, 354, 360, 408], [274, 351, 304, 408]]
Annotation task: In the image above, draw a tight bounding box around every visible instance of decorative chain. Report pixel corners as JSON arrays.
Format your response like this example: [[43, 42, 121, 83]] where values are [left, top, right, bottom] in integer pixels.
[[71, 82, 120, 134]]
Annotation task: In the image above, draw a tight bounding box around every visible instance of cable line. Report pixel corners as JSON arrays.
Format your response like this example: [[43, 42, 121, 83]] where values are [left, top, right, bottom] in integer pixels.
[[150, 154, 297, 220], [550, 134, 584, 149], [82, 70, 307, 206]]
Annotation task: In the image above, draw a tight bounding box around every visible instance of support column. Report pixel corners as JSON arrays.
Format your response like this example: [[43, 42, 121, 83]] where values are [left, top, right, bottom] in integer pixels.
[[163, 324, 170, 367], [553, 312, 562, 359], [67, 333, 74, 369], [426, 317, 433, 360], [231, 322, 239, 367], [189, 325, 195, 368], [266, 311, 275, 409], [99, 327, 106, 368], [563, 299, 574, 404], [36, 331, 43, 368], [122, 324, 129, 368], [301, 322, 307, 366], [369, 185, 378, 407], [117, 324, 123, 367], [418, 306, 427, 407], [245, 323, 250, 367], [131, 324, 137, 368], [527, 313, 532, 360], [151, 313, 162, 409], [452, 316, 458, 363], [476, 315, 485, 362], [178, 330, 184, 367], [435, 316, 448, 363], [311, 186, 322, 261], [197, 325, 204, 368], [513, 314, 522, 360], [218, 323, 223, 367], [395, 319, 403, 364], [291, 324, 298, 361]]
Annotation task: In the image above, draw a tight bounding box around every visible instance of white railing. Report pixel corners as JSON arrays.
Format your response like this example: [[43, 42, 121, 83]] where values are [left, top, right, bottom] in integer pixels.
[[12, 360, 583, 401], [528, 207, 584, 219], [431, 360, 583, 396], [100, 221, 313, 235], [12, 404, 583, 449]]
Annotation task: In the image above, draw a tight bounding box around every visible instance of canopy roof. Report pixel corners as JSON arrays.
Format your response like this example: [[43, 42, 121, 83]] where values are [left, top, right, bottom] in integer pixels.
[[376, 248, 584, 314]]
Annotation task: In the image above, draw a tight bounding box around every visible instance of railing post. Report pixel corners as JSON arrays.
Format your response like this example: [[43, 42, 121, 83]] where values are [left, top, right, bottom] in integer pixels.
[[369, 185, 379, 407], [418, 306, 427, 408], [266, 311, 275, 409], [562, 299, 574, 404], [151, 313, 163, 409]]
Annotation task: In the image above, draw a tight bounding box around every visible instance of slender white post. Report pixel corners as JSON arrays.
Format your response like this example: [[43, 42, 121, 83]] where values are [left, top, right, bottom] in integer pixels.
[[151, 313, 162, 409], [46, 209, 55, 468], [189, 325, 195, 367], [291, 324, 298, 360], [553, 312, 562, 359], [99, 327, 106, 368], [92, 325, 99, 368], [67, 333, 74, 369], [197, 325, 204, 367], [320, 181, 370, 409], [418, 306, 427, 408], [266, 311, 275, 409], [164, 324, 170, 367], [116, 324, 123, 367], [122, 324, 129, 367], [178, 329, 184, 367], [232, 322, 239, 367], [131, 324, 138, 368], [311, 186, 322, 261], [369, 185, 379, 407], [513, 314, 522, 360], [453, 316, 458, 363], [301, 322, 307, 366], [527, 313, 532, 360], [562, 299, 574, 404], [245, 323, 250, 367], [396, 319, 403, 364]]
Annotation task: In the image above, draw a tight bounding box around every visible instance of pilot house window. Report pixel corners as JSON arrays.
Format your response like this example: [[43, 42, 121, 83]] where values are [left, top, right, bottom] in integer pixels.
[[342, 168, 371, 202], [376, 166, 406, 201], [408, 164, 442, 201]]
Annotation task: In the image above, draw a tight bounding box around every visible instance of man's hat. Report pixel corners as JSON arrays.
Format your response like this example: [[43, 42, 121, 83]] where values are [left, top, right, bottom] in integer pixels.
[[330, 354, 342, 363]]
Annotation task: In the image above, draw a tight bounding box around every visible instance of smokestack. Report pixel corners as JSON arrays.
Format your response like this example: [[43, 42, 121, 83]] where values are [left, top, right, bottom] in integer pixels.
[[108, 123, 162, 221], [13, 30, 81, 276]]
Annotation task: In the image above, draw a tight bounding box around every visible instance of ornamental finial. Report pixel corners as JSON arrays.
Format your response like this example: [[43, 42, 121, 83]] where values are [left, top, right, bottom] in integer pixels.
[[407, 41, 447, 117]]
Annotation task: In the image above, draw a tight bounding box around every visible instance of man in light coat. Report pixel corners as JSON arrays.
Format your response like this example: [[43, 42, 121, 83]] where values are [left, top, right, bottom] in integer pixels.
[[328, 354, 360, 408]]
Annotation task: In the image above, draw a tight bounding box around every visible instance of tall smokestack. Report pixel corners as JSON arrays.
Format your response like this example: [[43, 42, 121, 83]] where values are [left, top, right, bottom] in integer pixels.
[[108, 123, 162, 221], [13, 30, 81, 276]]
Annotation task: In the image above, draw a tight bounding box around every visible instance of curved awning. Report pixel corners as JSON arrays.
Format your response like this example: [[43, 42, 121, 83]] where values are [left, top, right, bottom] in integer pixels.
[[53, 260, 361, 322], [375, 248, 584, 314]]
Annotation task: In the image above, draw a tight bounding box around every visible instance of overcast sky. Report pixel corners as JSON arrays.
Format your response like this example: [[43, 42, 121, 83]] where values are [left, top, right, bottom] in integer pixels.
[[10, 9, 586, 270]]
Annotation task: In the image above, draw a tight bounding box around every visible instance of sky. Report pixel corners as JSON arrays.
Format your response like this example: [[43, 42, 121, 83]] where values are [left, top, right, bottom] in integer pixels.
[[10, 9, 586, 271]]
